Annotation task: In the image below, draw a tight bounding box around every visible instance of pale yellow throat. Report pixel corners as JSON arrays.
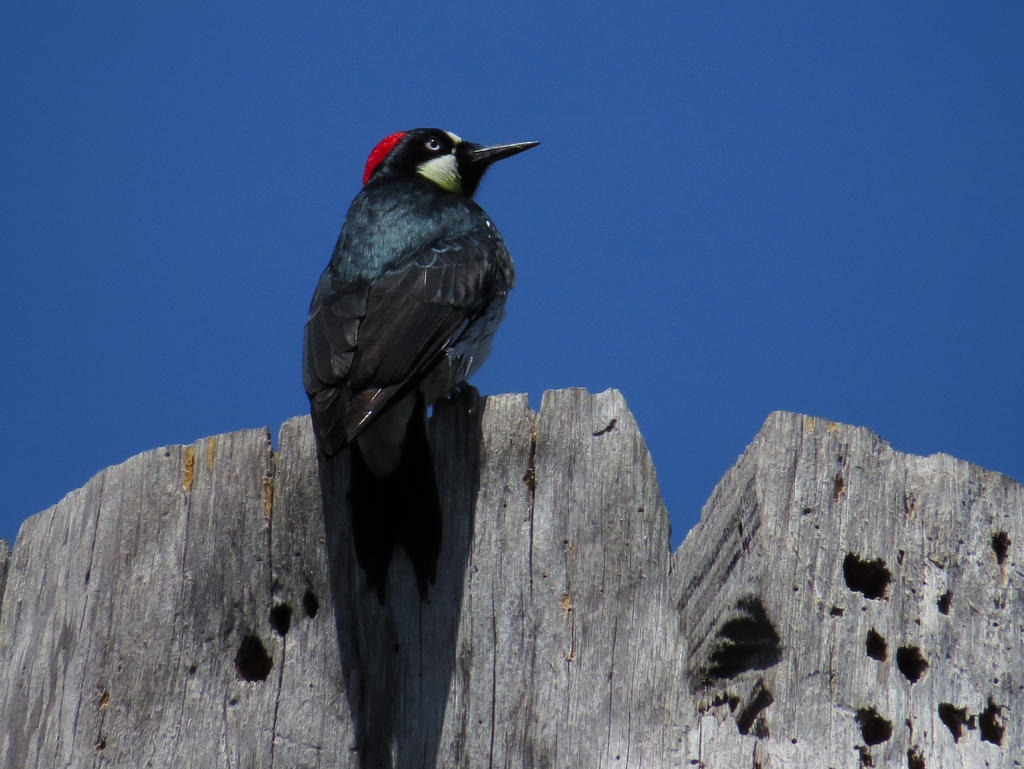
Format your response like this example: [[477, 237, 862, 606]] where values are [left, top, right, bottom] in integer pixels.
[[416, 153, 463, 194]]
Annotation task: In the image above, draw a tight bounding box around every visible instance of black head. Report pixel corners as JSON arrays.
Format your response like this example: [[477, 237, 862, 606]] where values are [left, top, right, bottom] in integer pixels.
[[361, 128, 539, 197]]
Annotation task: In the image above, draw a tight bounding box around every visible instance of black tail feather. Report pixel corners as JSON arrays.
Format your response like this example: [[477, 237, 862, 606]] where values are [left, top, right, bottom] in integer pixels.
[[348, 407, 442, 602]]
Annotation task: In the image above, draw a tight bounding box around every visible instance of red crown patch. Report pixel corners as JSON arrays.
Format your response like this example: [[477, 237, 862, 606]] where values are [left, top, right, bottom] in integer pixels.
[[362, 131, 407, 185]]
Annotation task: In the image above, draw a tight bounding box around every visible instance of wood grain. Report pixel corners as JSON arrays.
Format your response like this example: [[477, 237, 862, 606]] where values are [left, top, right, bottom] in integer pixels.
[[0, 391, 1019, 768]]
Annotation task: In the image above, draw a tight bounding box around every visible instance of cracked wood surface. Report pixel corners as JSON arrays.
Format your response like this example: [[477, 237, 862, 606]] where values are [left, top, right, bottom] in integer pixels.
[[0, 389, 1021, 768]]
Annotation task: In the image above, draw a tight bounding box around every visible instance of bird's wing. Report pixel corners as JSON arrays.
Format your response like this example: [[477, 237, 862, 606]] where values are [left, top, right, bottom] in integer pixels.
[[303, 225, 510, 455]]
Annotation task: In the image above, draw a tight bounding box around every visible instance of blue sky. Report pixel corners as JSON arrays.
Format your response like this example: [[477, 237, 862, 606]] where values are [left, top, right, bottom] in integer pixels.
[[2, 3, 1022, 547]]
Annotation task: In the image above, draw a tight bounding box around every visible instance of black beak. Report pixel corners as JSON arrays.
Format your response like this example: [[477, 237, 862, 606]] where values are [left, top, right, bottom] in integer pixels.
[[468, 140, 540, 166]]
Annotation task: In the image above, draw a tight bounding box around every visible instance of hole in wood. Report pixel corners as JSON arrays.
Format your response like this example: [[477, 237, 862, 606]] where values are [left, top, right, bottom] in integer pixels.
[[937, 703, 974, 742], [895, 645, 928, 684], [936, 590, 952, 615], [843, 553, 891, 599], [855, 707, 893, 745], [991, 531, 1010, 565], [979, 698, 1004, 745], [235, 634, 273, 682], [302, 588, 320, 618], [711, 692, 740, 711], [906, 747, 925, 769], [865, 629, 887, 661], [703, 596, 781, 682], [269, 602, 292, 637], [734, 679, 773, 738]]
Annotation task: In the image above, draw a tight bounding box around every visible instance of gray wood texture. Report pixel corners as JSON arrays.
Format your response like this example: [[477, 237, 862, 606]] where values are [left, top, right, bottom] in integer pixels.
[[0, 389, 1020, 768]]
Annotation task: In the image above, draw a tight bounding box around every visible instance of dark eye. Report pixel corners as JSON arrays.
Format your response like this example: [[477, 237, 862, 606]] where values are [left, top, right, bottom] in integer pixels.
[[425, 137, 443, 152]]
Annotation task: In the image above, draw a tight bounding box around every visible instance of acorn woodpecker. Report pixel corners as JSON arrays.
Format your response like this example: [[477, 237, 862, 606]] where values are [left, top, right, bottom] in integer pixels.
[[303, 128, 538, 599]]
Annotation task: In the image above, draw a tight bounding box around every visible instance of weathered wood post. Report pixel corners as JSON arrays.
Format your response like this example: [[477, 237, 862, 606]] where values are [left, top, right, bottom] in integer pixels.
[[0, 388, 1020, 768]]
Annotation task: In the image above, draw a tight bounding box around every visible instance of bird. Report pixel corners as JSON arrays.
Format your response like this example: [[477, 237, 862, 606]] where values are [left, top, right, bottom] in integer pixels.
[[303, 128, 538, 600]]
